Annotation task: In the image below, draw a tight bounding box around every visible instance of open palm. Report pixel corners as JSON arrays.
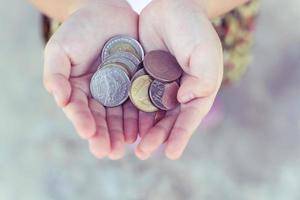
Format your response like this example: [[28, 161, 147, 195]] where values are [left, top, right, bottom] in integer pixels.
[[135, 0, 224, 160], [44, 1, 140, 160]]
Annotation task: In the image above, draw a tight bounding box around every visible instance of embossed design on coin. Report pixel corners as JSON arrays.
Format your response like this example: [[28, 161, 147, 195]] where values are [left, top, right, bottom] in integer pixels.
[[90, 67, 130, 107], [100, 63, 130, 77], [149, 80, 179, 111], [102, 57, 137, 77], [131, 69, 146, 81], [144, 50, 183, 82], [130, 75, 158, 113], [105, 52, 141, 67], [102, 35, 144, 62]]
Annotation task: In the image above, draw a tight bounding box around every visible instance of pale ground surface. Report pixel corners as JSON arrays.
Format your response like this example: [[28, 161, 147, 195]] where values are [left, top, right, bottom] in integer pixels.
[[0, 1, 300, 200]]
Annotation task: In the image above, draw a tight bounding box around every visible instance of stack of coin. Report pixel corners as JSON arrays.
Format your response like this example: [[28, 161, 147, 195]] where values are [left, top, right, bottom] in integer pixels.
[[130, 50, 183, 112], [90, 35, 144, 107], [90, 35, 183, 112]]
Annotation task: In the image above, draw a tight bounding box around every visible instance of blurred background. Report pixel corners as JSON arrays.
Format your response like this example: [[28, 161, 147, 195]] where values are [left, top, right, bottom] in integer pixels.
[[0, 0, 300, 199]]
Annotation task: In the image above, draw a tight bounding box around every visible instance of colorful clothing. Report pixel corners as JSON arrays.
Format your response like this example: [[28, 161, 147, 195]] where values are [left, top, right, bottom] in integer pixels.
[[42, 1, 259, 85]]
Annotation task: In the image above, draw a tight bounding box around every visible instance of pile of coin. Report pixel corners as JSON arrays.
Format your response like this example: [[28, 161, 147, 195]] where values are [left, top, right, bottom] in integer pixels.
[[90, 35, 183, 112]]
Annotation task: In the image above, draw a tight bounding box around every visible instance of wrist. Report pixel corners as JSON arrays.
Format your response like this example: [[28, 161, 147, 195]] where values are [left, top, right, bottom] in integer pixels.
[[64, 0, 131, 21]]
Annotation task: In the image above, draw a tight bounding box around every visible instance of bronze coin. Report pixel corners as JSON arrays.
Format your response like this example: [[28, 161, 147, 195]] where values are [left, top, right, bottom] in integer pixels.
[[149, 80, 179, 111], [143, 50, 183, 82]]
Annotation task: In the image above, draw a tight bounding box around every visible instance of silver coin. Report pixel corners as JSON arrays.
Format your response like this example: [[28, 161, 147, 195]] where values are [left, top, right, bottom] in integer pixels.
[[100, 63, 131, 77], [131, 68, 146, 81], [101, 35, 144, 62], [105, 52, 141, 67], [90, 67, 130, 107], [102, 57, 138, 77]]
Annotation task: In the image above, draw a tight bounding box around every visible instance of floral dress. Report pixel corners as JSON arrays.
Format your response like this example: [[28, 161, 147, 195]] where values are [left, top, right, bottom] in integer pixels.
[[41, 0, 259, 85]]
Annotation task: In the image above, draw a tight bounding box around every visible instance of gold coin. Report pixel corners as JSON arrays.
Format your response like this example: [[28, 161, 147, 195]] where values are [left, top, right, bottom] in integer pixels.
[[130, 75, 158, 113]]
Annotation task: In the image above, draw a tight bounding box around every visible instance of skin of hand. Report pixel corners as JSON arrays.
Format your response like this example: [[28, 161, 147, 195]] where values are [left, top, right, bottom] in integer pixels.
[[43, 0, 140, 160], [135, 0, 224, 160]]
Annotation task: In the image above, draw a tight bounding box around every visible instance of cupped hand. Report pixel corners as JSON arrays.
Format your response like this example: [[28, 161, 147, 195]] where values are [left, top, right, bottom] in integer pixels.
[[136, 0, 224, 160], [43, 0, 139, 160]]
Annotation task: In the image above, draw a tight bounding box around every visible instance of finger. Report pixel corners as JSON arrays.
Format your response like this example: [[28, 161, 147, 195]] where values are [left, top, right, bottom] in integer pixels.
[[155, 110, 166, 123], [139, 111, 156, 138], [63, 87, 96, 139], [176, 44, 223, 103], [165, 97, 214, 160], [177, 73, 220, 104], [176, 46, 222, 103], [88, 99, 111, 159], [123, 101, 139, 144], [107, 107, 125, 160], [44, 41, 71, 107], [136, 108, 179, 160]]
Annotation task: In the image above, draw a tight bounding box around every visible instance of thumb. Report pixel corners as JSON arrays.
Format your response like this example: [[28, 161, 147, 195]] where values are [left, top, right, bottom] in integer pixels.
[[177, 74, 218, 104], [43, 41, 72, 107], [176, 44, 223, 104]]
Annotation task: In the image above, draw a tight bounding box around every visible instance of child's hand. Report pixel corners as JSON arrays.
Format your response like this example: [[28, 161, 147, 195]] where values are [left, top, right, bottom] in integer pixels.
[[135, 0, 224, 160], [43, 1, 139, 160]]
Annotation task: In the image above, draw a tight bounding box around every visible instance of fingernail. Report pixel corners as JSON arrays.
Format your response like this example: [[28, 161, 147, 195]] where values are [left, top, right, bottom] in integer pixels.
[[179, 93, 194, 103], [136, 147, 150, 160]]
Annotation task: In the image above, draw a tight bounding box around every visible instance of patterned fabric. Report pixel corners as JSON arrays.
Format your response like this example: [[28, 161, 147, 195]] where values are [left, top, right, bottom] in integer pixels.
[[42, 0, 259, 85], [213, 0, 259, 84]]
